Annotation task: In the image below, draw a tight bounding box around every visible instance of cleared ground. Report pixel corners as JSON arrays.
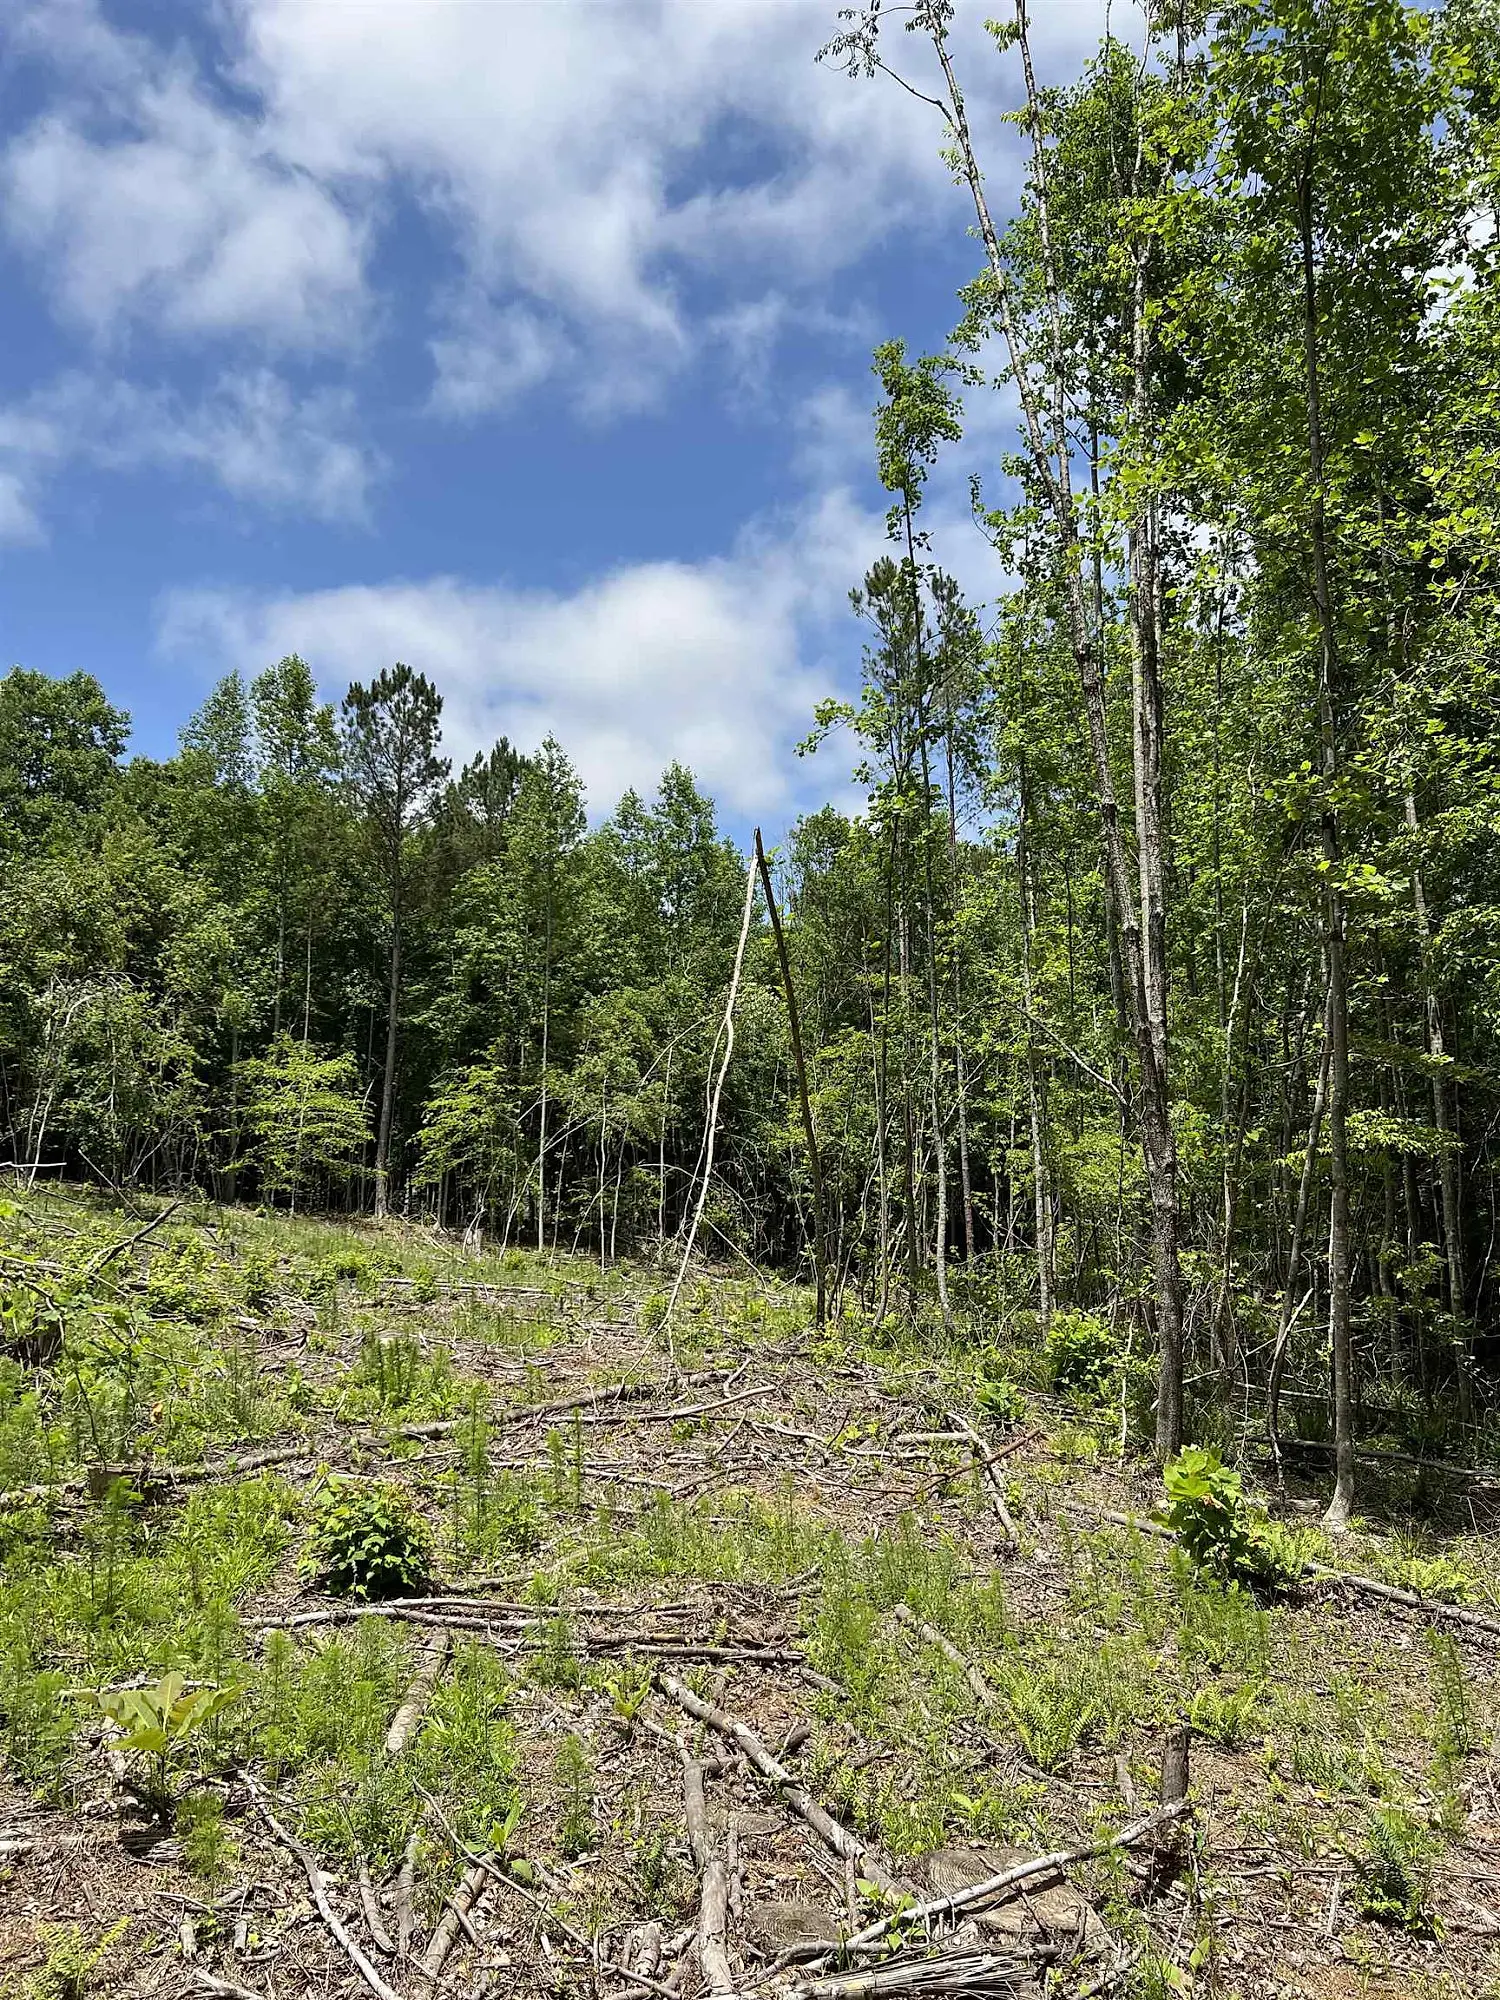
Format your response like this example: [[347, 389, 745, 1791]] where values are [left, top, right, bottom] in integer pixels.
[[1, 1190, 1497, 2000]]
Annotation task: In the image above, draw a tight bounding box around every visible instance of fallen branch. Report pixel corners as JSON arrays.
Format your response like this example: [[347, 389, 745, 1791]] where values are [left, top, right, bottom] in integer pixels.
[[889, 1603, 995, 1710], [943, 1410, 1018, 1542], [79, 1197, 183, 1283], [1080, 1502, 1500, 1643], [421, 1856, 491, 1981], [679, 1750, 736, 1997], [243, 1774, 402, 2000], [1305, 1563, 1500, 1641], [791, 1948, 1040, 1999], [655, 1672, 903, 1896], [386, 1628, 450, 1756], [194, 1977, 267, 2000], [357, 1856, 396, 1956], [837, 1800, 1191, 1953], [394, 1830, 420, 1958], [400, 1370, 722, 1441]]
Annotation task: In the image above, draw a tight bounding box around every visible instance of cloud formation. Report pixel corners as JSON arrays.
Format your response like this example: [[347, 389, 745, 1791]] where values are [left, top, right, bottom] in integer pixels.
[[0, 370, 377, 539], [157, 486, 889, 817]]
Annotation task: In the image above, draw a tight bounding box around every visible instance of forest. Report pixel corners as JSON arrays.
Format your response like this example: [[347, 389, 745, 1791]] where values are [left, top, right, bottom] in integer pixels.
[[3, 3, 1500, 1997]]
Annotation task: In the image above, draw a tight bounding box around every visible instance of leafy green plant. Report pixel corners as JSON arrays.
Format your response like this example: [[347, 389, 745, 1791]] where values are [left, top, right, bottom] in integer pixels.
[[976, 1371, 1027, 1426], [998, 1654, 1100, 1770], [1351, 1804, 1439, 1935], [303, 1479, 431, 1599], [177, 1790, 238, 1882], [1043, 1310, 1119, 1400], [90, 1672, 242, 1808], [24, 1918, 130, 2000], [1161, 1449, 1304, 1587]]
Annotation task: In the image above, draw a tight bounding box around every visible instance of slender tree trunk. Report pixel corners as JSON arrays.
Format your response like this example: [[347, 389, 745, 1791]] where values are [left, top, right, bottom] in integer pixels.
[[1296, 160, 1355, 1531], [920, 5, 1184, 1453], [755, 830, 828, 1326], [1017, 766, 1053, 1326], [1403, 786, 1466, 1405], [374, 912, 400, 1220], [943, 729, 977, 1260]]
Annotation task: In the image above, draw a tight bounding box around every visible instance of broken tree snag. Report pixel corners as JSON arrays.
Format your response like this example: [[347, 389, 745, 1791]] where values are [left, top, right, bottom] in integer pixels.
[[943, 1410, 1019, 1543], [889, 1602, 996, 1711], [386, 1627, 450, 1756], [421, 1856, 493, 1981], [680, 1750, 737, 1997], [1151, 1722, 1192, 1885], [655, 1671, 904, 1897]]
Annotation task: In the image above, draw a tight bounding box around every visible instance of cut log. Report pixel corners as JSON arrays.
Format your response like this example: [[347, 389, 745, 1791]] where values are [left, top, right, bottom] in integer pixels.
[[385, 1628, 450, 1756]]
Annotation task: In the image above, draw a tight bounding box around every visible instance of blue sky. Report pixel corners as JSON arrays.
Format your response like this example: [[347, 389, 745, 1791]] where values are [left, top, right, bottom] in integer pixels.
[[0, 0, 1119, 831]]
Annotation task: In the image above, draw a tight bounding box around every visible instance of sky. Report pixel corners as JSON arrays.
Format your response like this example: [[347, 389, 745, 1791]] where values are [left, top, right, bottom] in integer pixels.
[[0, 0, 1122, 834]]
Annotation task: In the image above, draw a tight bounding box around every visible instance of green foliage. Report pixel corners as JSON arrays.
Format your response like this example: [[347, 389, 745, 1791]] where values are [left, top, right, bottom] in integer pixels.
[[90, 1672, 242, 1806], [303, 1480, 431, 1600], [20, 1918, 130, 2000], [997, 1653, 1101, 1770], [1351, 1804, 1440, 1935], [1161, 1450, 1305, 1588], [177, 1790, 238, 1882], [554, 1730, 596, 1859], [237, 1035, 370, 1206], [1043, 1310, 1119, 1401]]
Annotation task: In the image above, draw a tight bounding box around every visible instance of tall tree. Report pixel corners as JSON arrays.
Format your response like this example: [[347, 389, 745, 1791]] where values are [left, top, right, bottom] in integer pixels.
[[341, 664, 449, 1217]]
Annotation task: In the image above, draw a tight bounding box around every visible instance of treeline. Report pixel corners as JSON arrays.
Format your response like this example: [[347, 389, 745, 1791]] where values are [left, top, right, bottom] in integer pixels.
[[4, 0, 1500, 1507]]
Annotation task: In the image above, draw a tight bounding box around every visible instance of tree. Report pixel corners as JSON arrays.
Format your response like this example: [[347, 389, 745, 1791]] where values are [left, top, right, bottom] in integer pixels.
[[238, 1034, 370, 1211], [0, 669, 128, 854], [341, 665, 449, 1216]]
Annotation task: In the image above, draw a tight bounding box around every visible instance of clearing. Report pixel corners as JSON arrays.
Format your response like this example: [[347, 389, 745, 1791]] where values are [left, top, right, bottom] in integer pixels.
[[1, 1190, 1497, 2000]]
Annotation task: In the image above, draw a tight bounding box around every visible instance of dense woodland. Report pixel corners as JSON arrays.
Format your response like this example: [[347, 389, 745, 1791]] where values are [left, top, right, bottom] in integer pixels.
[[5, 0, 1500, 1517]]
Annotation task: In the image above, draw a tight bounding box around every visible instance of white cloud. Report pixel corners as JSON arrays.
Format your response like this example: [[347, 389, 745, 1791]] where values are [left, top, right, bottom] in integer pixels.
[[0, 369, 377, 533], [3, 17, 366, 350], [5, 0, 1121, 411], [0, 472, 44, 547], [156, 486, 889, 817]]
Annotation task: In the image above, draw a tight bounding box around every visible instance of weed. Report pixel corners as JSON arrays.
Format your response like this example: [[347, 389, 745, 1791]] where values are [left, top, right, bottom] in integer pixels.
[[555, 1730, 596, 1858], [22, 1918, 130, 2000], [1043, 1310, 1118, 1400], [1352, 1804, 1440, 1935], [90, 1672, 242, 1810], [1428, 1627, 1472, 1833], [1175, 1567, 1272, 1679], [975, 1370, 1026, 1427], [531, 1612, 583, 1690], [303, 1480, 431, 1599], [998, 1653, 1100, 1769], [177, 1790, 238, 1882]]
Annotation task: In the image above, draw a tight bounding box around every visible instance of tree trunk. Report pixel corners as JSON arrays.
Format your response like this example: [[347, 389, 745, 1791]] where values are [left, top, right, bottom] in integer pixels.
[[373, 917, 400, 1220], [1297, 161, 1355, 1532]]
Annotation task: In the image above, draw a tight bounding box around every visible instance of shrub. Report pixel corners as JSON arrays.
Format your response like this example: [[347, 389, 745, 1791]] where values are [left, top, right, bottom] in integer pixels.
[[1043, 1310, 1118, 1400], [303, 1480, 431, 1600], [976, 1369, 1027, 1426], [1160, 1448, 1304, 1588]]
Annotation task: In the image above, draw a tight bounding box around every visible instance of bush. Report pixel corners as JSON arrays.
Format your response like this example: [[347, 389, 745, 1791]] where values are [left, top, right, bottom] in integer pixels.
[[976, 1369, 1027, 1426], [1160, 1448, 1304, 1588], [304, 1480, 431, 1600], [1043, 1310, 1118, 1400]]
